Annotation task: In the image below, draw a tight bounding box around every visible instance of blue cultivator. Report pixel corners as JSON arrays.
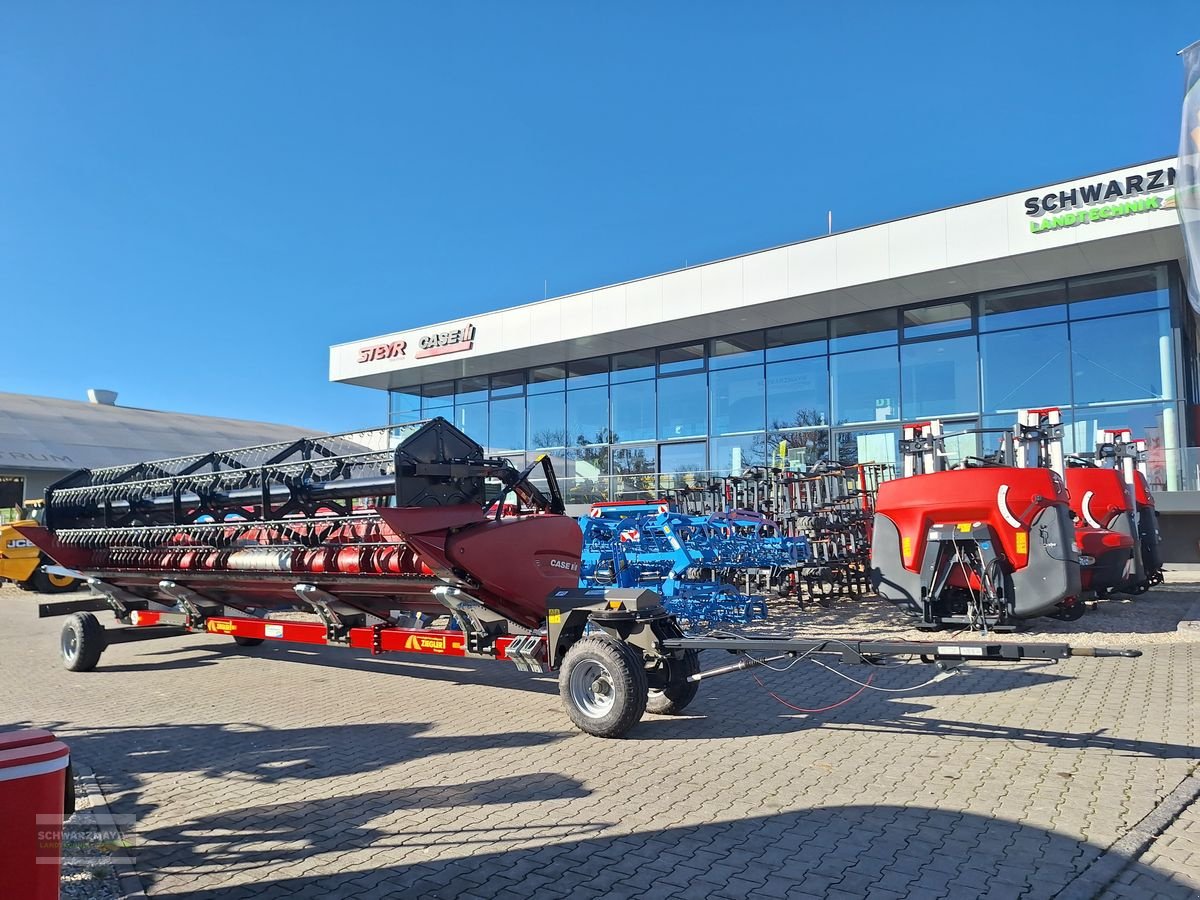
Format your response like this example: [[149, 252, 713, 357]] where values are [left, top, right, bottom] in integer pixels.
[[578, 502, 809, 625]]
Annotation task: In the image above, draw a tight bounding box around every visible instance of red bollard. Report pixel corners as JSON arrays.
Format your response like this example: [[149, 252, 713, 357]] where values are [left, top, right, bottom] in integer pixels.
[[0, 729, 72, 900]]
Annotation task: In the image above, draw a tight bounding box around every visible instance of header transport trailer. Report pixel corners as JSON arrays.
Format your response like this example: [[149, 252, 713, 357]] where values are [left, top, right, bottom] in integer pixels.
[[17, 418, 1138, 738]]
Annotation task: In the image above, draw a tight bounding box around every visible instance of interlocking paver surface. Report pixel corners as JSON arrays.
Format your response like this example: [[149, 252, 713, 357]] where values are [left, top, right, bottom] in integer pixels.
[[1, 581, 1197, 898]]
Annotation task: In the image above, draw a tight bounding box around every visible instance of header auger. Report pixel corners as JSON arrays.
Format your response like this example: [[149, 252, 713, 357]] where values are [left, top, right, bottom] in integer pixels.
[[20, 418, 1140, 738]]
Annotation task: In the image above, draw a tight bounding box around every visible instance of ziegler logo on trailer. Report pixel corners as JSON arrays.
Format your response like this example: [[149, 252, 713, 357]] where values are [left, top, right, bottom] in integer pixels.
[[357, 340, 406, 364], [416, 323, 475, 359], [404, 634, 448, 652]]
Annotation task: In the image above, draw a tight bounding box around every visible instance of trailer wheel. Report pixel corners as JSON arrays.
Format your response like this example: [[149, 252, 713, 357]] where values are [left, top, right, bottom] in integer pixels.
[[646, 649, 700, 715], [233, 636, 264, 647], [559, 635, 648, 738], [62, 613, 105, 672]]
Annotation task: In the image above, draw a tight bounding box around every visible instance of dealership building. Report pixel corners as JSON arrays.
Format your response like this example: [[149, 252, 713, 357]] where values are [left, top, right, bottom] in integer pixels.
[[331, 156, 1200, 558]]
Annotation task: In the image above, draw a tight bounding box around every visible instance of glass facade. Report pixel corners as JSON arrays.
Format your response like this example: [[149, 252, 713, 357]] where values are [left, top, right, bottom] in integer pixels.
[[389, 263, 1187, 499]]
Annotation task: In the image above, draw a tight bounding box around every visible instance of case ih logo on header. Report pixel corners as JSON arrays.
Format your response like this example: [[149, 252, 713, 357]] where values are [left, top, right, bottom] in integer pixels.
[[1023, 166, 1175, 234], [416, 323, 475, 359]]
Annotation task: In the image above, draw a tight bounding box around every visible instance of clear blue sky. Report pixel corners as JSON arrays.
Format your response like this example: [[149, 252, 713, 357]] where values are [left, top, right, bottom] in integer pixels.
[[2, 3, 1195, 432]]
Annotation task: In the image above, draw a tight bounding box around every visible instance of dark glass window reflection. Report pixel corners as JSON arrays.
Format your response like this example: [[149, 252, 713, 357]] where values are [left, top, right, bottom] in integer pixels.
[[659, 343, 705, 375], [658, 373, 707, 439], [527, 392, 566, 448], [1070, 310, 1172, 405], [489, 397, 525, 453], [420, 381, 455, 414], [709, 331, 765, 370], [567, 386, 609, 445], [527, 365, 567, 395], [1068, 266, 1169, 319], [901, 336, 979, 419], [830, 310, 897, 352], [766, 321, 827, 361], [831, 347, 899, 424], [710, 366, 765, 435], [611, 349, 656, 383], [611, 380, 656, 443], [980, 324, 1070, 412], [902, 300, 973, 339], [979, 282, 1066, 332], [767, 357, 828, 428]]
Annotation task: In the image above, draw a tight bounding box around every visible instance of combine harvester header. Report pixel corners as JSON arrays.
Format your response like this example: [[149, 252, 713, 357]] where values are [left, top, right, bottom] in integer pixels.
[[19, 418, 1140, 738]]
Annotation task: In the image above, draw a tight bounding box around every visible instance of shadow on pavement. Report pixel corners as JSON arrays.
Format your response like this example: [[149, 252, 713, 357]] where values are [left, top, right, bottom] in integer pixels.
[[138, 772, 593, 874], [161, 803, 1196, 899]]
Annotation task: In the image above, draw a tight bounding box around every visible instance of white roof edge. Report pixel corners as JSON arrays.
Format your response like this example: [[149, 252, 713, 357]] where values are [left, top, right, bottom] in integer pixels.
[[331, 154, 1178, 350]]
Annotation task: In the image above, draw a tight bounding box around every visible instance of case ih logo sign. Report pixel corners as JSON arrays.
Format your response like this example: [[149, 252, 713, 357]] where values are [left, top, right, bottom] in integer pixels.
[[416, 323, 475, 359]]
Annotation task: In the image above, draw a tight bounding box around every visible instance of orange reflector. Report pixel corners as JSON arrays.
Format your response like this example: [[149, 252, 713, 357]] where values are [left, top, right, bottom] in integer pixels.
[[607, 601, 623, 610]]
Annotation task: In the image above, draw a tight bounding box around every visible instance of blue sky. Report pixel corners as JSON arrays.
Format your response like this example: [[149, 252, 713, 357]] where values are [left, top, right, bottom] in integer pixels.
[[2, 3, 1195, 432]]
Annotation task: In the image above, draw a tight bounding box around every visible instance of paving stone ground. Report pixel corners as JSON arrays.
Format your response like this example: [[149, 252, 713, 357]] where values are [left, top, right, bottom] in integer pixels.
[[1, 580, 1197, 899]]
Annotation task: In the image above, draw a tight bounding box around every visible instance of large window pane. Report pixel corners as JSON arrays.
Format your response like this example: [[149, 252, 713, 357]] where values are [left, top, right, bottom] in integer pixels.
[[709, 331, 765, 370], [710, 365, 765, 435], [980, 324, 1070, 413], [830, 310, 897, 352], [766, 321, 827, 361], [767, 357, 829, 428], [901, 336, 979, 419], [453, 402, 488, 447], [979, 282, 1066, 332], [835, 428, 899, 467], [658, 373, 707, 439], [611, 349, 656, 383], [903, 300, 973, 339], [567, 386, 610, 445], [489, 397, 525, 453], [611, 380, 655, 444], [659, 442, 707, 491], [389, 389, 421, 424], [420, 381, 455, 414], [831, 347, 899, 425], [659, 343, 705, 375], [1069, 266, 1168, 319], [1071, 311, 1173, 405], [527, 392, 566, 449], [769, 428, 831, 472], [710, 434, 765, 475]]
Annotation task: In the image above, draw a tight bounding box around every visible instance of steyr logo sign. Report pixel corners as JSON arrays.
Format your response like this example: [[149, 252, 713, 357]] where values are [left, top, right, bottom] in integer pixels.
[[357, 341, 406, 364]]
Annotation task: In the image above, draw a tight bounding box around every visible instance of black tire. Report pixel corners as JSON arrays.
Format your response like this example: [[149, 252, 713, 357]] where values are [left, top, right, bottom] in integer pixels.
[[62, 613, 105, 672], [233, 636, 264, 647], [646, 649, 700, 715], [559, 635, 648, 738], [29, 566, 79, 594]]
